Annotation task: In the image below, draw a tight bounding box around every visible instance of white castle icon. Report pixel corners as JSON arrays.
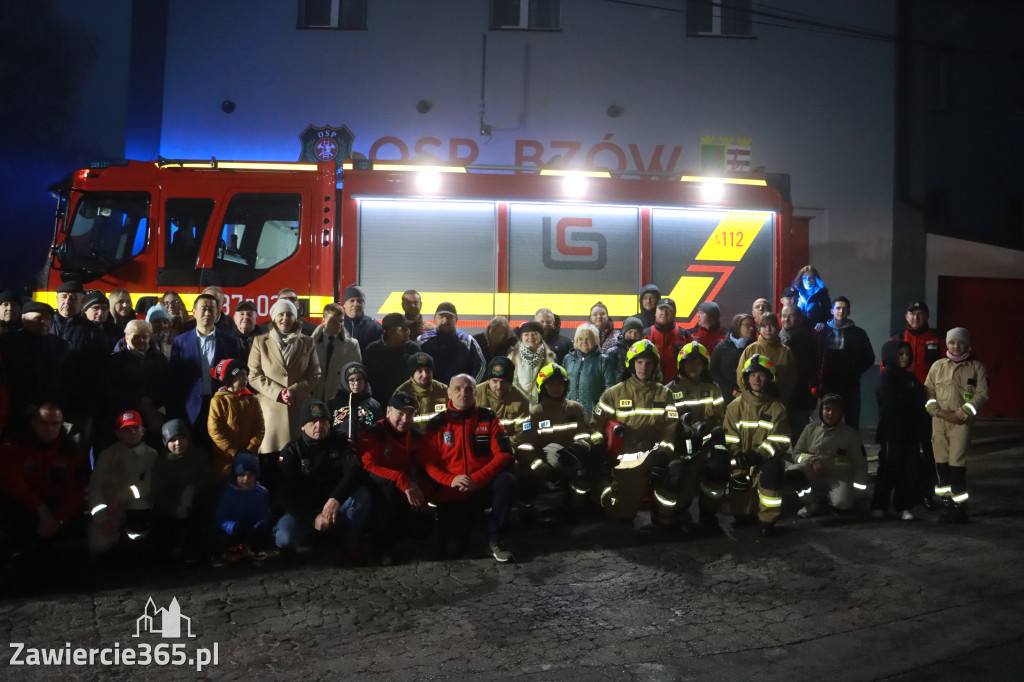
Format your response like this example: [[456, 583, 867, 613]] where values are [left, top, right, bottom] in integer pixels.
[[134, 597, 195, 638]]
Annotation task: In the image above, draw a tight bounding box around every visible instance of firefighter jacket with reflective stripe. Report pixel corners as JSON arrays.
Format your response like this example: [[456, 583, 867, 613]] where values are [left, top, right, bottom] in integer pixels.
[[358, 418, 423, 493], [666, 375, 725, 427], [593, 375, 678, 455], [722, 389, 791, 458], [736, 339, 797, 406], [791, 420, 867, 487], [924, 357, 989, 422], [421, 403, 514, 498], [475, 382, 531, 439], [395, 378, 449, 424], [516, 398, 592, 455]]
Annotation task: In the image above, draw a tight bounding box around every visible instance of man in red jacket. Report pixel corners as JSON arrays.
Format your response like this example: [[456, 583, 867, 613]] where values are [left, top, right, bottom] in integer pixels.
[[0, 402, 87, 558], [421, 374, 516, 561], [644, 298, 691, 382]]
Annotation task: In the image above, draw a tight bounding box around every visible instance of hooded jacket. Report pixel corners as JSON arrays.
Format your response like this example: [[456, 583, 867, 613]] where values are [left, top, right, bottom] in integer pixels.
[[637, 284, 660, 329], [328, 362, 383, 441]]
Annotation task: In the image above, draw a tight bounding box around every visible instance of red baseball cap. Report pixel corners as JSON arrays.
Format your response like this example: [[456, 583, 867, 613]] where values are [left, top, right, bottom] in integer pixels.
[[117, 410, 143, 429]]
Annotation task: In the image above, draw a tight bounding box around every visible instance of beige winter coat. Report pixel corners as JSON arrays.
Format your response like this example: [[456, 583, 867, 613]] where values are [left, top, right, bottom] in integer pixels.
[[310, 323, 361, 403], [248, 331, 321, 453]]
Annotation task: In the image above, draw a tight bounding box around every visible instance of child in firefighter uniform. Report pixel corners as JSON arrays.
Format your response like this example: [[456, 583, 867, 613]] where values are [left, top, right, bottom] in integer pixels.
[[786, 394, 868, 518], [592, 340, 678, 522], [713, 355, 791, 536], [515, 364, 600, 516], [663, 342, 726, 528], [924, 327, 989, 523]]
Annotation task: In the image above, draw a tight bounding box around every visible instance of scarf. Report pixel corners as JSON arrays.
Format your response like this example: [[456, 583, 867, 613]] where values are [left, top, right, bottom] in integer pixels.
[[271, 327, 301, 365], [516, 343, 545, 392], [946, 351, 971, 363]]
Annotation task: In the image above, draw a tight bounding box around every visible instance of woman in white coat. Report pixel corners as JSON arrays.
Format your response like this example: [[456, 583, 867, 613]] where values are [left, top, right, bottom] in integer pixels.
[[248, 298, 321, 453]]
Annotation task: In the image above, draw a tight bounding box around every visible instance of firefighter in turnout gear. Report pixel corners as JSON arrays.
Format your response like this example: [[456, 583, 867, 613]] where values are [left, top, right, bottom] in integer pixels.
[[516, 363, 601, 517], [663, 342, 726, 528], [717, 354, 791, 536], [924, 327, 989, 523], [475, 357, 531, 440], [592, 340, 678, 522]]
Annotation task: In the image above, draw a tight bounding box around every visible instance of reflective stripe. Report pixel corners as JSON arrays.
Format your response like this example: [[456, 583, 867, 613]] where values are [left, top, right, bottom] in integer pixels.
[[737, 420, 760, 428], [618, 452, 643, 462], [653, 490, 677, 507], [951, 492, 969, 503], [530, 459, 545, 471], [129, 485, 141, 499], [934, 485, 951, 495], [539, 422, 580, 434], [573, 433, 591, 442], [725, 435, 740, 444], [797, 486, 812, 497], [712, 396, 725, 405], [590, 432, 604, 443], [760, 442, 776, 457], [658, 441, 675, 452], [518, 444, 535, 452], [759, 492, 782, 507], [758, 420, 774, 430], [700, 483, 726, 499], [597, 401, 614, 413], [127, 533, 144, 540], [853, 482, 867, 491], [963, 403, 977, 416], [91, 504, 108, 516], [925, 398, 937, 408], [571, 485, 589, 495], [795, 452, 809, 464], [414, 414, 433, 423]]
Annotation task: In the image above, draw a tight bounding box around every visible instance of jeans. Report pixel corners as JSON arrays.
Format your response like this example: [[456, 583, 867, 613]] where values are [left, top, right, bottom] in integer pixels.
[[274, 486, 371, 549]]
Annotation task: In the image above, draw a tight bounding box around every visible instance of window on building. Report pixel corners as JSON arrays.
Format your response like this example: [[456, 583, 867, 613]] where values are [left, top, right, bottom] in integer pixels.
[[298, 0, 366, 30], [686, 0, 753, 38], [490, 0, 560, 31]]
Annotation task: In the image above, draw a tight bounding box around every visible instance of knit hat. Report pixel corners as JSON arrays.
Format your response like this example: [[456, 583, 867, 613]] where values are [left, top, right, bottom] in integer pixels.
[[696, 301, 720, 319], [301, 400, 331, 424], [0, 290, 19, 305], [21, 301, 54, 316], [161, 419, 190, 446], [117, 410, 143, 429], [56, 280, 85, 294], [946, 327, 970, 345], [83, 291, 109, 311], [211, 358, 247, 382], [621, 316, 644, 335], [389, 391, 417, 411], [344, 362, 366, 382], [484, 356, 514, 381], [232, 451, 260, 477], [269, 297, 297, 319], [342, 284, 366, 302], [408, 351, 434, 375], [145, 303, 171, 323]]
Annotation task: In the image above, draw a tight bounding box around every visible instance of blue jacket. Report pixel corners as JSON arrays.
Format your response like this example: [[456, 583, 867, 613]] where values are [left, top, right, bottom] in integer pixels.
[[169, 329, 244, 425], [213, 481, 271, 536], [563, 348, 617, 418], [418, 328, 486, 385]]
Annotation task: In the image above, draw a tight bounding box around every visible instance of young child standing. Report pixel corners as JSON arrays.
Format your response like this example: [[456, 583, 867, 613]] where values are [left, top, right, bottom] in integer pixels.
[[87, 410, 158, 557], [211, 451, 275, 564], [208, 359, 265, 483], [152, 419, 213, 559], [924, 327, 989, 523]]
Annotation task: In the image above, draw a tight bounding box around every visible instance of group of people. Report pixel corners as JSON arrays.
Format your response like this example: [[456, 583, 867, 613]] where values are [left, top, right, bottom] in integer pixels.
[[0, 266, 989, 570]]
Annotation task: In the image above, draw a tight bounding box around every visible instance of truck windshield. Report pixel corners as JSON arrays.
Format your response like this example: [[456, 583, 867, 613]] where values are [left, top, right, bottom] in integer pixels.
[[60, 192, 149, 280]]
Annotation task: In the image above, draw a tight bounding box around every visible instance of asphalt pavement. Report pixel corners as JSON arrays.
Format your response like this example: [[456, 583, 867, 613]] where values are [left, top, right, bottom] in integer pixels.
[[2, 421, 1022, 681]]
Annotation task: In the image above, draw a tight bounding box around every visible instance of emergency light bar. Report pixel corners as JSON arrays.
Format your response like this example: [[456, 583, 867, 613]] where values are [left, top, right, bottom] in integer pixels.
[[680, 175, 768, 186], [157, 158, 319, 171]]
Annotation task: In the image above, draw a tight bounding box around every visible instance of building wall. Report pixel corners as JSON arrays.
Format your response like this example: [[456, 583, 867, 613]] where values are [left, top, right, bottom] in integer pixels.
[[155, 0, 897, 347]]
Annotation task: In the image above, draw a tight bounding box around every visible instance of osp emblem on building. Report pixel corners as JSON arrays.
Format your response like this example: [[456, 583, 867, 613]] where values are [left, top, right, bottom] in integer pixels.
[[299, 124, 354, 162]]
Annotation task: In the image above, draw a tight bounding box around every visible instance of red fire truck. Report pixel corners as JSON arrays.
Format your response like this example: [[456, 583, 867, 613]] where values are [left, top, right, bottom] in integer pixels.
[[40, 158, 801, 328]]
